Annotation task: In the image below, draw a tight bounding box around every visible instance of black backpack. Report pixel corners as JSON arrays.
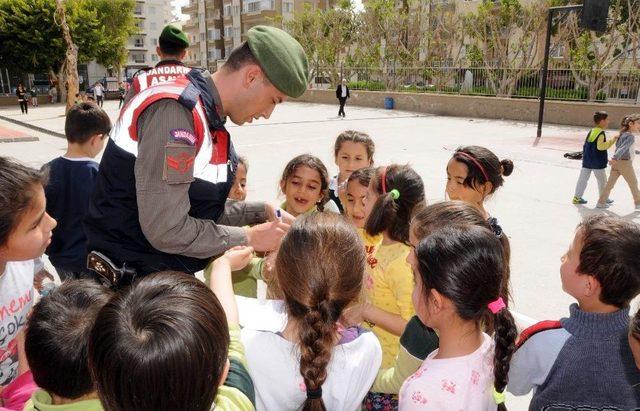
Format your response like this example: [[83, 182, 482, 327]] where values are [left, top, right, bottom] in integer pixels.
[[564, 151, 583, 160]]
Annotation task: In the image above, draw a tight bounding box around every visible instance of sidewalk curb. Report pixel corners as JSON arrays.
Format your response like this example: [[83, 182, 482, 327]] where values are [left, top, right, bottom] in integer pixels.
[[0, 136, 39, 143], [0, 114, 65, 139]]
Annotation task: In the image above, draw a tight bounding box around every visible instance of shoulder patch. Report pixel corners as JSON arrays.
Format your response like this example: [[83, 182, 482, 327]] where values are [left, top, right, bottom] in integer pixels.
[[517, 320, 562, 349], [164, 144, 196, 184], [170, 128, 196, 146]]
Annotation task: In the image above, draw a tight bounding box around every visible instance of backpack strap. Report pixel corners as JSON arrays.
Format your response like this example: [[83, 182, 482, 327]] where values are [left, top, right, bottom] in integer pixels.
[[516, 320, 562, 349]]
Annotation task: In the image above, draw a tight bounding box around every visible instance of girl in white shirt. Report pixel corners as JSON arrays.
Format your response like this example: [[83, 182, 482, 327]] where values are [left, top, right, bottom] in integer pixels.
[[242, 212, 382, 411], [0, 157, 57, 385], [399, 225, 517, 411]]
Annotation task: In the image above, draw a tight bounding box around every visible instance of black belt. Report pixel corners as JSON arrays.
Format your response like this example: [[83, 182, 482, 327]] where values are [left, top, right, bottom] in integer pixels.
[[87, 251, 137, 287]]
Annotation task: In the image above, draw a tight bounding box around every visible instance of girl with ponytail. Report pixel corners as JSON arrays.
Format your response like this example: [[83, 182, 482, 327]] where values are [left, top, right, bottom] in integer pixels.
[[241, 213, 382, 411], [341, 164, 425, 409], [446, 145, 513, 237], [399, 225, 517, 410]]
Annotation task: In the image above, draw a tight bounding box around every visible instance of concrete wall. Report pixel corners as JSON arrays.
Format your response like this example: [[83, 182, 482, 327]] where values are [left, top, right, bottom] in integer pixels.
[[295, 89, 640, 127], [0, 96, 49, 107]]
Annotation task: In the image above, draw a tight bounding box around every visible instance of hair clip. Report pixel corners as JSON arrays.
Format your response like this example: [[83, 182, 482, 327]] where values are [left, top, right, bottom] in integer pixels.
[[389, 189, 400, 200], [488, 297, 506, 314], [493, 388, 506, 404]]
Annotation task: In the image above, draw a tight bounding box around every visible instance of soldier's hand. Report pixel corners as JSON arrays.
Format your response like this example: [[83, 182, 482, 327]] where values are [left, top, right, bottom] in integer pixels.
[[245, 221, 289, 252], [265, 203, 295, 225]]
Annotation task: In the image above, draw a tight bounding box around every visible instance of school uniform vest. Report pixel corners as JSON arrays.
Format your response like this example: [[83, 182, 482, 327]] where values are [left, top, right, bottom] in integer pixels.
[[84, 69, 237, 276], [582, 127, 608, 169], [131, 60, 192, 94]]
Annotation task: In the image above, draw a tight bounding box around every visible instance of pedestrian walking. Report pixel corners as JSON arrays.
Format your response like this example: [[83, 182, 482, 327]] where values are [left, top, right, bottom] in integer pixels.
[[336, 78, 350, 118], [16, 83, 28, 114]]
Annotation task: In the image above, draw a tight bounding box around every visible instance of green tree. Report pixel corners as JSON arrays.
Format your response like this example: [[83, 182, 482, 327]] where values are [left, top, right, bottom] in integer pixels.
[[283, 0, 358, 86], [552, 0, 639, 100], [92, 0, 137, 75], [0, 0, 136, 102], [465, 0, 547, 96]]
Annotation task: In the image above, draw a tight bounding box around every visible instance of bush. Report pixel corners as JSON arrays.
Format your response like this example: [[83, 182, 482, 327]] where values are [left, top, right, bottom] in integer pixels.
[[347, 80, 385, 91]]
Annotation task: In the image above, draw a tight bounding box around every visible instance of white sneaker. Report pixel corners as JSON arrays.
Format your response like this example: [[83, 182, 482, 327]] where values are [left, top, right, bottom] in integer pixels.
[[596, 203, 610, 209]]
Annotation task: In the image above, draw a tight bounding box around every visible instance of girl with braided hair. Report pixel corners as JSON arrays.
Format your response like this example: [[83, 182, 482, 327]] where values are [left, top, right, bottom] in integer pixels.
[[399, 225, 517, 410], [241, 213, 382, 410]]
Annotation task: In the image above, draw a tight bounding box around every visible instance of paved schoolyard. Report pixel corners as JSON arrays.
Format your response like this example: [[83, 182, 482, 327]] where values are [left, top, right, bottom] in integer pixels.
[[2, 99, 639, 408]]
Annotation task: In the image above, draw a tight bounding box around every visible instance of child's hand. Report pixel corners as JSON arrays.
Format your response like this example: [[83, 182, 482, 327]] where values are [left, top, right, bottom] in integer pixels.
[[341, 303, 368, 327], [262, 250, 278, 282], [33, 269, 54, 292], [219, 246, 254, 271]]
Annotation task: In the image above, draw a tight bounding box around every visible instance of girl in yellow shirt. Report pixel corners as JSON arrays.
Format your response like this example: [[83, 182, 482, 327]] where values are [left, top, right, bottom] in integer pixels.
[[344, 164, 425, 409]]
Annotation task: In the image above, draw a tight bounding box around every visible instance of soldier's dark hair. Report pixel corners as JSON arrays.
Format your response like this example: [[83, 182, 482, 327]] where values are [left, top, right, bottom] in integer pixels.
[[0, 157, 48, 246], [26, 280, 113, 399], [65, 103, 111, 144], [224, 42, 260, 72], [159, 39, 186, 57]]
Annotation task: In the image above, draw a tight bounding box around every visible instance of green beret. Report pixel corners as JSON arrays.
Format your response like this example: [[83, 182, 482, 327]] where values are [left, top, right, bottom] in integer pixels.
[[159, 24, 189, 49], [247, 26, 309, 98]]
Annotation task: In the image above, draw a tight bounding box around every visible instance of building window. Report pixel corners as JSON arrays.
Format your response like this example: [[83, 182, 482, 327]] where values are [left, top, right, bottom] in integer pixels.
[[134, 36, 145, 47], [283, 1, 294, 13], [150, 22, 157, 30], [149, 6, 155, 14], [134, 3, 143, 14], [224, 4, 232, 16], [550, 44, 565, 59], [224, 26, 233, 38], [233, 5, 240, 15], [152, 55, 158, 62], [152, 38, 158, 45], [225, 46, 232, 57], [135, 19, 144, 30], [208, 29, 221, 40], [243, 0, 275, 12], [130, 52, 146, 64], [208, 49, 222, 60]]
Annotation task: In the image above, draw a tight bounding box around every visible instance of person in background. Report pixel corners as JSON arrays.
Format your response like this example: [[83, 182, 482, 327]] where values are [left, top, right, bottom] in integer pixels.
[[16, 83, 28, 114], [336, 78, 350, 118]]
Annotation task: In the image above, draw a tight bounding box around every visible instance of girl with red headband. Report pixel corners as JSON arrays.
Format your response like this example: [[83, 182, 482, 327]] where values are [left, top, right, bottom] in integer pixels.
[[446, 145, 514, 237], [343, 164, 425, 409]]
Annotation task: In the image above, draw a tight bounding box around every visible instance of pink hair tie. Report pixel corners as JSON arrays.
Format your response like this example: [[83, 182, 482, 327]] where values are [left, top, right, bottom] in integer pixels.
[[488, 297, 506, 314], [455, 151, 490, 182]]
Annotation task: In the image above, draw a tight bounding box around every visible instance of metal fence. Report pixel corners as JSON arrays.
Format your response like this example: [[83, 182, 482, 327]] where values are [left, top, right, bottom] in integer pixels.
[[312, 66, 640, 105]]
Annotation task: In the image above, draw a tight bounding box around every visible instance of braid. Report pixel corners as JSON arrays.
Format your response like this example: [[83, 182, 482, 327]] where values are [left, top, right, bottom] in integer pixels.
[[492, 308, 517, 411], [298, 301, 336, 411]]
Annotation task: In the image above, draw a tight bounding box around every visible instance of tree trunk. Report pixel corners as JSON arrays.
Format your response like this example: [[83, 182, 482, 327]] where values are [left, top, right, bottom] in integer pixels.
[[56, 0, 79, 113]]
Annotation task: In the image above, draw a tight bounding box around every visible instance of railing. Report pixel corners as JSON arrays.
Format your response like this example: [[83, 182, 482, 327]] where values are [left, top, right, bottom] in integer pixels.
[[313, 66, 640, 105]]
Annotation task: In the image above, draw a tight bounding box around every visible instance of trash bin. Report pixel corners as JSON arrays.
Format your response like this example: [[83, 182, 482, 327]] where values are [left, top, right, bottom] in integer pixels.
[[384, 97, 394, 110]]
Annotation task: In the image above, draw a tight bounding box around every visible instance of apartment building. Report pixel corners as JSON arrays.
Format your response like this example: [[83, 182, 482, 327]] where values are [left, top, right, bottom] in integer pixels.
[[125, 0, 176, 78], [183, 0, 225, 72], [182, 0, 331, 71]]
